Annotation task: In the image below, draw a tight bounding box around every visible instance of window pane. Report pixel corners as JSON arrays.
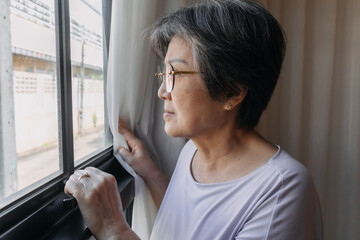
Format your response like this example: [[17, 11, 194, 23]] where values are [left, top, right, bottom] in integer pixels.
[[0, 0, 59, 207], [69, 0, 106, 163]]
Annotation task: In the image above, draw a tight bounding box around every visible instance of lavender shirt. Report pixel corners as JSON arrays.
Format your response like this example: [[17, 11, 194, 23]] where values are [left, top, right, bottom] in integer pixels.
[[150, 140, 322, 240]]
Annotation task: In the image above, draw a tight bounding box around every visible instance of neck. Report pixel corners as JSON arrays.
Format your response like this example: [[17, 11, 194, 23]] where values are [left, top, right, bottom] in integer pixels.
[[190, 121, 277, 183], [191, 121, 252, 165]]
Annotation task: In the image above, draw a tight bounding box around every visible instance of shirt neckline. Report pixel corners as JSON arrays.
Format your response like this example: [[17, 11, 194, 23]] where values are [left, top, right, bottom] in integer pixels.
[[188, 142, 282, 186]]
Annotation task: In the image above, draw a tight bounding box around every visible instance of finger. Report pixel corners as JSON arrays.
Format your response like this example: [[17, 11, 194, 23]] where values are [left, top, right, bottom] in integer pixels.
[[64, 175, 84, 198], [121, 132, 143, 153], [117, 118, 140, 145], [85, 167, 110, 178], [75, 168, 105, 185], [117, 146, 134, 164], [75, 169, 89, 176], [85, 167, 117, 185], [118, 117, 133, 137], [118, 117, 130, 131], [118, 123, 135, 139], [69, 170, 104, 200], [73, 170, 91, 184]]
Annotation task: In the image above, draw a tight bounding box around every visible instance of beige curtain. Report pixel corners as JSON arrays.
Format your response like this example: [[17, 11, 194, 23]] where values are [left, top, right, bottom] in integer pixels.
[[107, 1, 196, 239], [256, 0, 360, 239]]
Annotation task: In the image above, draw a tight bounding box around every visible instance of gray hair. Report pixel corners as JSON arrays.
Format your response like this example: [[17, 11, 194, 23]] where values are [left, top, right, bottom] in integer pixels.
[[150, 0, 286, 129]]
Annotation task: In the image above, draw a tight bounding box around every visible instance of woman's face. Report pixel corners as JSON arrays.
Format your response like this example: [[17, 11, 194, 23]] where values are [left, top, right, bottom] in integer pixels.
[[158, 36, 229, 139]]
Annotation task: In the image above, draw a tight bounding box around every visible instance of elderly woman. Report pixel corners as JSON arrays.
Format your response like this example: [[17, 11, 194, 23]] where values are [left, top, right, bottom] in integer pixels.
[[65, 0, 323, 239]]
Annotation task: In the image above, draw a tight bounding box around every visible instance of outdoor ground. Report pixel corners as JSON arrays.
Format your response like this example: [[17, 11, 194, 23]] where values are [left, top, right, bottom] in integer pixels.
[[17, 129, 105, 190]]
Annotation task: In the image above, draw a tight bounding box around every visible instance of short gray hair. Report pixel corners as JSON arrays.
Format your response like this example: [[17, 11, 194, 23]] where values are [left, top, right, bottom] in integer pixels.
[[150, 0, 286, 129]]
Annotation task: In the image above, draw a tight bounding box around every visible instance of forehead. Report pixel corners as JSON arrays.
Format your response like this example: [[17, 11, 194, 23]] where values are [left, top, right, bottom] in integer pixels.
[[164, 36, 194, 66]]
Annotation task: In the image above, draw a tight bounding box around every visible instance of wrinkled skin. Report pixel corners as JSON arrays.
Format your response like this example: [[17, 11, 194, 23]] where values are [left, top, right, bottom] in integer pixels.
[[64, 167, 129, 239], [117, 118, 158, 179], [64, 118, 153, 239]]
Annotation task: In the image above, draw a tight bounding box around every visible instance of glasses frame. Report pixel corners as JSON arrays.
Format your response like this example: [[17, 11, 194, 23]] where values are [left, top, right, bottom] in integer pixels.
[[155, 63, 199, 93]]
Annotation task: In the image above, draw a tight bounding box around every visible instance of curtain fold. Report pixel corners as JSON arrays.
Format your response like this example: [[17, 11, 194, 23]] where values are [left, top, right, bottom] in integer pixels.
[[104, 0, 360, 239], [106, 0, 192, 239], [257, 0, 360, 239]]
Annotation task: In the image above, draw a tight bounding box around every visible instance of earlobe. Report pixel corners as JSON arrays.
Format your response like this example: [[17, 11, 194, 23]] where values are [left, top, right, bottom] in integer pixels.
[[224, 88, 247, 111], [225, 101, 233, 110]]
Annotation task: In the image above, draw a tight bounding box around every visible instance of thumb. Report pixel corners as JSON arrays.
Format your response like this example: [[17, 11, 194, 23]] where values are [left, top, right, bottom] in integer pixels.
[[118, 147, 133, 164]]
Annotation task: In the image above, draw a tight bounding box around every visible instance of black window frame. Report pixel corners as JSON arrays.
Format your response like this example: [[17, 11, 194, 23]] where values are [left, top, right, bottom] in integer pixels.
[[0, 0, 134, 239]]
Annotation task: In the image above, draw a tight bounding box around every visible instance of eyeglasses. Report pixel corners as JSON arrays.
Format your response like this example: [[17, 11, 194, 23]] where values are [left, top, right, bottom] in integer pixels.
[[155, 63, 199, 93]]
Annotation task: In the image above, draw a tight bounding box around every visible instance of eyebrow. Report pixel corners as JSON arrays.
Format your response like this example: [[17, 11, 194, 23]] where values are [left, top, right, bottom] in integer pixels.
[[167, 58, 188, 65]]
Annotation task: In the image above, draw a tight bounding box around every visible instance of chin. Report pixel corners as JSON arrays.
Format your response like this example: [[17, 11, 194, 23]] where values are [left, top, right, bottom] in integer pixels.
[[164, 121, 183, 137], [164, 124, 179, 138], [164, 122, 192, 139]]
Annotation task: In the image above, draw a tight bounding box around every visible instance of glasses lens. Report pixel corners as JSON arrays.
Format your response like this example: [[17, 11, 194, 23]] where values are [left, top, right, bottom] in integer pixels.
[[165, 64, 173, 92]]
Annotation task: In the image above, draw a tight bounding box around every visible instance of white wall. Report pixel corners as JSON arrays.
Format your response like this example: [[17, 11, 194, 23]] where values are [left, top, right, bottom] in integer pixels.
[[13, 71, 104, 154]]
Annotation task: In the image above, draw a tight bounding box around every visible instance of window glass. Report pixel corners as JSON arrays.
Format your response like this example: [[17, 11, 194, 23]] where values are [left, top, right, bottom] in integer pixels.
[[0, 0, 59, 207], [69, 0, 107, 164]]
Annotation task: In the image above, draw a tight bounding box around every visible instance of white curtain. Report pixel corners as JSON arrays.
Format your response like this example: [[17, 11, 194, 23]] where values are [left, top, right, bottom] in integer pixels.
[[105, 0, 360, 239], [257, 0, 360, 239], [106, 0, 196, 239]]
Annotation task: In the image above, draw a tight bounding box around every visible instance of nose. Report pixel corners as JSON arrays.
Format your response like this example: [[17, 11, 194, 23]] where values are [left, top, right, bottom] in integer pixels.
[[158, 82, 171, 100]]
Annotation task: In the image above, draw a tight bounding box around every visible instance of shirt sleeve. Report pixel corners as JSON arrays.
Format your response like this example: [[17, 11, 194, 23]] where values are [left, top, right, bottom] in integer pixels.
[[235, 165, 323, 240]]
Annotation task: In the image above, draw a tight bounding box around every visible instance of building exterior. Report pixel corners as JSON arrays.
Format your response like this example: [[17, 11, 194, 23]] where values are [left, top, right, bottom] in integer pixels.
[[10, 0, 105, 154]]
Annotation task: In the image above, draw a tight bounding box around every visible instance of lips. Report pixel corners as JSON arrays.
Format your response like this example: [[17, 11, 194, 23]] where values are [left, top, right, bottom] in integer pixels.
[[163, 110, 175, 119]]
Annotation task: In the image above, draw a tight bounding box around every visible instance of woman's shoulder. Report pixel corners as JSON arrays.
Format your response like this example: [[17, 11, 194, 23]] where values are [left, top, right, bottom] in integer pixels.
[[266, 148, 315, 192], [236, 148, 322, 240]]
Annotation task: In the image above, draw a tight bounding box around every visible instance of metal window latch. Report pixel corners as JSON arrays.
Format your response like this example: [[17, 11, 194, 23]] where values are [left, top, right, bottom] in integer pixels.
[[63, 197, 77, 210]]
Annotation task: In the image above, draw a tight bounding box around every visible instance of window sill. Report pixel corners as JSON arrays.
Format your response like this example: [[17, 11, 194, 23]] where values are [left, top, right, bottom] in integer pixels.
[[0, 153, 134, 240]]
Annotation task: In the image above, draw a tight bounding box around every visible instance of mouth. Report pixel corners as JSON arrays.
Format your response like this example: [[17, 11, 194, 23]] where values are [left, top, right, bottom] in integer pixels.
[[163, 110, 174, 119]]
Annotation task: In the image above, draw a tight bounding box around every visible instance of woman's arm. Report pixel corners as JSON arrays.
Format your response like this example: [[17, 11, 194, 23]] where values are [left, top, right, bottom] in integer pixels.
[[117, 118, 169, 209], [63, 118, 169, 239], [64, 167, 140, 240]]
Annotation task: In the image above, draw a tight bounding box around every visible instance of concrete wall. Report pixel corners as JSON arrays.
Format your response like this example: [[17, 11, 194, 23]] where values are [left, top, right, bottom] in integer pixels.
[[13, 71, 105, 154]]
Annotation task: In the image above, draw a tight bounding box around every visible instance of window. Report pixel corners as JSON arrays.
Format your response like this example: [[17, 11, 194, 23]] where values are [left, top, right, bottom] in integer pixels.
[[0, 0, 109, 209], [3, 0, 60, 202], [68, 0, 107, 164], [0, 0, 133, 238]]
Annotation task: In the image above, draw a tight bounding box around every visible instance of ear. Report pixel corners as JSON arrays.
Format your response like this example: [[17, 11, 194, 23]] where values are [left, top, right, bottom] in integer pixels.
[[224, 88, 247, 110]]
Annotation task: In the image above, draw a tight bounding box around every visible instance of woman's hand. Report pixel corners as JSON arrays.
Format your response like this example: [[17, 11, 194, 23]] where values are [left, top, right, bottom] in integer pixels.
[[117, 118, 169, 208], [117, 118, 157, 179], [64, 167, 138, 240]]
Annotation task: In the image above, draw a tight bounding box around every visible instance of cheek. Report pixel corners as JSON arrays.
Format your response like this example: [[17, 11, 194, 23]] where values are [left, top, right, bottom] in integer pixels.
[[173, 99, 192, 125], [173, 92, 208, 126], [170, 92, 196, 125], [170, 79, 222, 132]]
